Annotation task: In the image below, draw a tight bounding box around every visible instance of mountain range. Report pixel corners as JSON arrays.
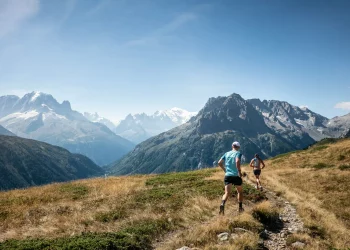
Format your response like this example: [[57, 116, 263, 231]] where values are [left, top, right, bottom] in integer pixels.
[[108, 93, 350, 175], [0, 135, 104, 190], [114, 108, 197, 143], [0, 92, 134, 166]]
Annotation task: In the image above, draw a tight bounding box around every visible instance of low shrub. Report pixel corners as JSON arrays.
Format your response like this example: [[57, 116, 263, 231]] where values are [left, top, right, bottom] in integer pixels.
[[339, 164, 350, 171], [252, 201, 279, 226], [95, 208, 128, 223], [337, 154, 346, 161], [312, 162, 333, 169], [306, 224, 326, 239]]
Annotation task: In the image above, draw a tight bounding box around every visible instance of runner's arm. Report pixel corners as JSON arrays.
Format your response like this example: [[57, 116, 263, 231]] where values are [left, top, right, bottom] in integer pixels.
[[261, 159, 266, 169], [236, 157, 242, 177], [249, 159, 254, 168], [218, 159, 226, 173]]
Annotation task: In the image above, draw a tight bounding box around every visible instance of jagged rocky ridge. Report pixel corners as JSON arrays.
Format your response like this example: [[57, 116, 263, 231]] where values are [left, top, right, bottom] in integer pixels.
[[109, 94, 323, 175]]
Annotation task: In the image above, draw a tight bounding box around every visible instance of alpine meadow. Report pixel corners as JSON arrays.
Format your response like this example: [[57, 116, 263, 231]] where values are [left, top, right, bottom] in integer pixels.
[[1, 0, 350, 249]]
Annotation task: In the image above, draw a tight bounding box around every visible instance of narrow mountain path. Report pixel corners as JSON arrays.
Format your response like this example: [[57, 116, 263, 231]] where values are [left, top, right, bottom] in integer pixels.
[[258, 187, 305, 249], [155, 174, 307, 250]]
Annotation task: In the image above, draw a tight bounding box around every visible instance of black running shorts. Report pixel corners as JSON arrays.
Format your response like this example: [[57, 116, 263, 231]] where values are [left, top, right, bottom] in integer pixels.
[[224, 176, 242, 186], [253, 169, 261, 176]]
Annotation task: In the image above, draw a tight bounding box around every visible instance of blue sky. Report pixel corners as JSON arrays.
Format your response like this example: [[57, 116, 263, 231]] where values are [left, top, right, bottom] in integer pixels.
[[0, 0, 349, 121]]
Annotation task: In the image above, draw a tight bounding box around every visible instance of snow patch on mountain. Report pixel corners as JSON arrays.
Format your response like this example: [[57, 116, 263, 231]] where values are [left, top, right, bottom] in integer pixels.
[[30, 91, 42, 102], [115, 107, 197, 144], [0, 92, 134, 166], [83, 112, 117, 131]]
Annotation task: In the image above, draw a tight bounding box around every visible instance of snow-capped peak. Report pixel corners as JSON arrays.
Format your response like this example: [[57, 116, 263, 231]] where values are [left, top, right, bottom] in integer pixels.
[[299, 105, 309, 111], [152, 107, 197, 124], [83, 112, 117, 131], [31, 91, 42, 102]]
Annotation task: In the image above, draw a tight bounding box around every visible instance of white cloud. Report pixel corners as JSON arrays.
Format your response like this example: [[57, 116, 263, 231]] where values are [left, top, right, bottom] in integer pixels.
[[125, 12, 197, 47], [0, 0, 39, 38], [334, 102, 350, 110]]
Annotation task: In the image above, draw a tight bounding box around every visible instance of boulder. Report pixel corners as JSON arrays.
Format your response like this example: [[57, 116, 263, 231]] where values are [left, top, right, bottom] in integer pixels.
[[217, 232, 229, 241], [291, 241, 306, 248]]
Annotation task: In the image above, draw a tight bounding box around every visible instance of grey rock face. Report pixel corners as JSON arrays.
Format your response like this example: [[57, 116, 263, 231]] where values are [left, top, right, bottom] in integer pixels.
[[248, 99, 328, 142], [109, 94, 319, 175]]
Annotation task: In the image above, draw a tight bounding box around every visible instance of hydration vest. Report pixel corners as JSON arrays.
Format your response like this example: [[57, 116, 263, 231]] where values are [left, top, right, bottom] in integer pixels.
[[254, 158, 260, 167]]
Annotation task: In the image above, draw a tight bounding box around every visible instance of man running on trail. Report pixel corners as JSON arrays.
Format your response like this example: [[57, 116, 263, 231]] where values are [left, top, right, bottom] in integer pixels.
[[217, 141, 244, 214], [250, 153, 265, 190]]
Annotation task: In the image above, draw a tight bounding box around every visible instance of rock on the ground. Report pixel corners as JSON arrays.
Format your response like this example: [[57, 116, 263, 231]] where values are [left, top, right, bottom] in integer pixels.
[[176, 247, 192, 250], [291, 241, 306, 248], [217, 232, 229, 241]]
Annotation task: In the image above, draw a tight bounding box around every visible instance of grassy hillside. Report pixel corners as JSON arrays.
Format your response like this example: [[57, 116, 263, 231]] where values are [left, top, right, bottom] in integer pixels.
[[248, 138, 350, 249], [0, 168, 269, 250], [1, 138, 349, 249], [0, 135, 104, 190]]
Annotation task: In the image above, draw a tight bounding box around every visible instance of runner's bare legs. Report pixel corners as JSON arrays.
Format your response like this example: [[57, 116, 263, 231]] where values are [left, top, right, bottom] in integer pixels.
[[220, 184, 232, 214], [255, 174, 261, 188]]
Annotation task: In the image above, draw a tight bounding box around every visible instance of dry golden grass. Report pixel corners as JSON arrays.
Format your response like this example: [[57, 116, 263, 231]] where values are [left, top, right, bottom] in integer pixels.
[[249, 138, 350, 249], [4, 168, 262, 250], [0, 175, 149, 241]]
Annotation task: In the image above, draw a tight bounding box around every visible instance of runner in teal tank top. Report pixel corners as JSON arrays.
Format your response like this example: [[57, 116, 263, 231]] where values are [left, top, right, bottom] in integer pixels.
[[216, 141, 244, 214]]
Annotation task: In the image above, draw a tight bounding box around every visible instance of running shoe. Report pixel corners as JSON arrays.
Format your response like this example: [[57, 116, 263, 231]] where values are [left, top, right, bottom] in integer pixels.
[[219, 204, 225, 215]]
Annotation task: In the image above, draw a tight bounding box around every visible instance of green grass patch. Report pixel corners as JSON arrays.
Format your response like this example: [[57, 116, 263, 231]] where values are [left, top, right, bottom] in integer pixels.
[[0, 218, 175, 250], [232, 184, 266, 203], [135, 171, 223, 212], [314, 138, 339, 146], [95, 208, 128, 223], [59, 184, 89, 200], [139, 170, 266, 213], [311, 162, 333, 169], [339, 164, 350, 171], [0, 210, 9, 221], [145, 169, 215, 187], [310, 145, 328, 152]]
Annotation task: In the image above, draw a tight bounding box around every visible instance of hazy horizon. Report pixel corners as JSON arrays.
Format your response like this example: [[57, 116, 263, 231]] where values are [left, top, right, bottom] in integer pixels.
[[0, 0, 349, 120]]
